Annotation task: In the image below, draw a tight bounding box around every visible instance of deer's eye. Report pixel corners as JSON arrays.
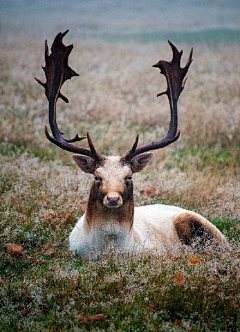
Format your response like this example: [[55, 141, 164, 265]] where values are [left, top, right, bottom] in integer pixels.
[[94, 176, 102, 182], [125, 176, 132, 182]]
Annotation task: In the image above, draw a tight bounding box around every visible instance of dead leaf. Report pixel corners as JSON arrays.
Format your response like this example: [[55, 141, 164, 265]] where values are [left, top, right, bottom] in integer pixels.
[[174, 271, 186, 285], [167, 254, 179, 261], [174, 318, 183, 327], [207, 290, 216, 297], [230, 301, 239, 309], [21, 307, 31, 316], [37, 245, 56, 257], [52, 225, 60, 231], [6, 244, 25, 258], [75, 313, 109, 324], [207, 277, 219, 284], [187, 255, 203, 265], [40, 212, 66, 223], [207, 252, 215, 258], [0, 279, 7, 286]]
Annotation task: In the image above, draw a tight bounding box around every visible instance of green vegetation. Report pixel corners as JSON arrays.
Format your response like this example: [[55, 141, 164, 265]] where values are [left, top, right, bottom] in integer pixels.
[[166, 145, 240, 174], [0, 248, 239, 332]]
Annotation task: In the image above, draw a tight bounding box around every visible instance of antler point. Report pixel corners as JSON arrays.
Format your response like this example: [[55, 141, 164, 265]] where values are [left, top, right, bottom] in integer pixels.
[[63, 29, 69, 36], [35, 77, 46, 88], [157, 91, 167, 97]]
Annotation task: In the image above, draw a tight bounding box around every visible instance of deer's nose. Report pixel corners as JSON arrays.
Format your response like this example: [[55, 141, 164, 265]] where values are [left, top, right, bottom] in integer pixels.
[[107, 195, 120, 205]]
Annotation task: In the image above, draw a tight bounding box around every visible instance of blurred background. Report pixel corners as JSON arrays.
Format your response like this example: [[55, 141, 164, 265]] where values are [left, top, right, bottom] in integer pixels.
[[1, 0, 240, 42]]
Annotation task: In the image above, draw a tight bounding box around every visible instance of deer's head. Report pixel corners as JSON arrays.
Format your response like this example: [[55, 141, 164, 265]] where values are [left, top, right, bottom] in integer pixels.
[[36, 30, 192, 209], [72, 154, 152, 208]]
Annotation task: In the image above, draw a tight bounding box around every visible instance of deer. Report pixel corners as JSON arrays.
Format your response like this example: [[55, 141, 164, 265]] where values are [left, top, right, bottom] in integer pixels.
[[36, 31, 228, 258]]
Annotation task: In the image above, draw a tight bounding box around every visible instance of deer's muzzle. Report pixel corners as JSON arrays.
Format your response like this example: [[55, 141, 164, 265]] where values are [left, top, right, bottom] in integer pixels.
[[103, 192, 123, 208]]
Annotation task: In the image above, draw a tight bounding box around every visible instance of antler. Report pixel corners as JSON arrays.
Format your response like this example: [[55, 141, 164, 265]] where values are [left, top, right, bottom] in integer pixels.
[[123, 41, 193, 162], [35, 30, 103, 162]]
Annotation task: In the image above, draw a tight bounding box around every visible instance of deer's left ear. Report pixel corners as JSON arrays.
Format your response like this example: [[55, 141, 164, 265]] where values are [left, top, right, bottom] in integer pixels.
[[131, 153, 153, 173]]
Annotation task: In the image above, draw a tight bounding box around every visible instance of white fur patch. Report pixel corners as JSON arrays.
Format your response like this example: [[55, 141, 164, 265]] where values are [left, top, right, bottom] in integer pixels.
[[95, 156, 131, 193]]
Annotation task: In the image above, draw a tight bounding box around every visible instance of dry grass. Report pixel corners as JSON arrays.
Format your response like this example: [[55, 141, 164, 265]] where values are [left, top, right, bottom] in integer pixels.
[[1, 37, 240, 215], [0, 33, 240, 331]]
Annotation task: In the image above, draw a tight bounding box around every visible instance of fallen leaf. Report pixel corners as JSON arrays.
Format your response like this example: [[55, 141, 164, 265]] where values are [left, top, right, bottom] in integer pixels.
[[207, 252, 215, 258], [75, 313, 109, 324], [230, 301, 239, 309], [0, 279, 7, 286], [37, 245, 56, 256], [174, 318, 183, 327], [207, 277, 219, 284], [40, 212, 66, 223], [167, 254, 179, 261], [6, 244, 25, 258], [207, 290, 216, 297], [187, 255, 203, 265], [174, 271, 186, 285], [21, 307, 31, 316], [52, 225, 60, 231]]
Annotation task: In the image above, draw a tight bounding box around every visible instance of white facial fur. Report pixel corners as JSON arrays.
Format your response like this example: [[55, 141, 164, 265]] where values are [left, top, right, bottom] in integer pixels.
[[72, 153, 152, 208], [94, 157, 132, 208]]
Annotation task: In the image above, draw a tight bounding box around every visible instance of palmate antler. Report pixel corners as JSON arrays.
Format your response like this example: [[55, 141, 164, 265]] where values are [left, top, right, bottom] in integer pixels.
[[37, 31, 192, 164], [35, 30, 103, 163], [122, 41, 193, 162]]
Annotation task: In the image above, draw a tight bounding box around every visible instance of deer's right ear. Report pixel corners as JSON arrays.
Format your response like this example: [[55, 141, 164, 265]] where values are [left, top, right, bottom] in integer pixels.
[[72, 155, 96, 174], [131, 153, 153, 173]]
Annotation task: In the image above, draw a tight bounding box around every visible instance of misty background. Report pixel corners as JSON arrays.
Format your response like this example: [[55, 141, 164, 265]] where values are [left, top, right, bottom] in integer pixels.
[[1, 0, 240, 43]]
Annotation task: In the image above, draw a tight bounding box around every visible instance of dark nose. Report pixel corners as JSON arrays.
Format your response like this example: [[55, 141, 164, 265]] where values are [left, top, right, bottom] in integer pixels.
[[107, 196, 120, 205]]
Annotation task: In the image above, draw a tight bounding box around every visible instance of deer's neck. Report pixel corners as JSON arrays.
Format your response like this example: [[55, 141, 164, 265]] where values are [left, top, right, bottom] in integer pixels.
[[85, 183, 134, 235]]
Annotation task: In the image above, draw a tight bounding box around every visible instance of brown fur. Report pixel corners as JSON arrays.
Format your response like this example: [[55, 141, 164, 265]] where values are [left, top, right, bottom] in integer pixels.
[[174, 212, 213, 245], [85, 182, 134, 230]]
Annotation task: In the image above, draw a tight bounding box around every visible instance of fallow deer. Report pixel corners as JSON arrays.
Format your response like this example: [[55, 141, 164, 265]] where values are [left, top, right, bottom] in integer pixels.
[[36, 31, 227, 258]]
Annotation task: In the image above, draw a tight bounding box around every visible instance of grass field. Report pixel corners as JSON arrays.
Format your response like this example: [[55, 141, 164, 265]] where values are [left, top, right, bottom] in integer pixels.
[[1, 2, 240, 330]]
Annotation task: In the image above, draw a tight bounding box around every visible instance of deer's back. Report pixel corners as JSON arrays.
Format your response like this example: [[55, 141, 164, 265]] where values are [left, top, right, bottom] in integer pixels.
[[132, 204, 227, 251]]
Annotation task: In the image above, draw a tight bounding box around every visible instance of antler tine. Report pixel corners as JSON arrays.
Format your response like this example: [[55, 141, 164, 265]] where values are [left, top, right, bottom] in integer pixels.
[[36, 30, 103, 162], [168, 40, 183, 66], [182, 46, 193, 78], [86, 132, 103, 162], [122, 41, 193, 162]]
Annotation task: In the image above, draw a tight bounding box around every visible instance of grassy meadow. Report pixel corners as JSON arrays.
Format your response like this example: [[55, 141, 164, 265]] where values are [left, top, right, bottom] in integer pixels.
[[1, 17, 240, 332]]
